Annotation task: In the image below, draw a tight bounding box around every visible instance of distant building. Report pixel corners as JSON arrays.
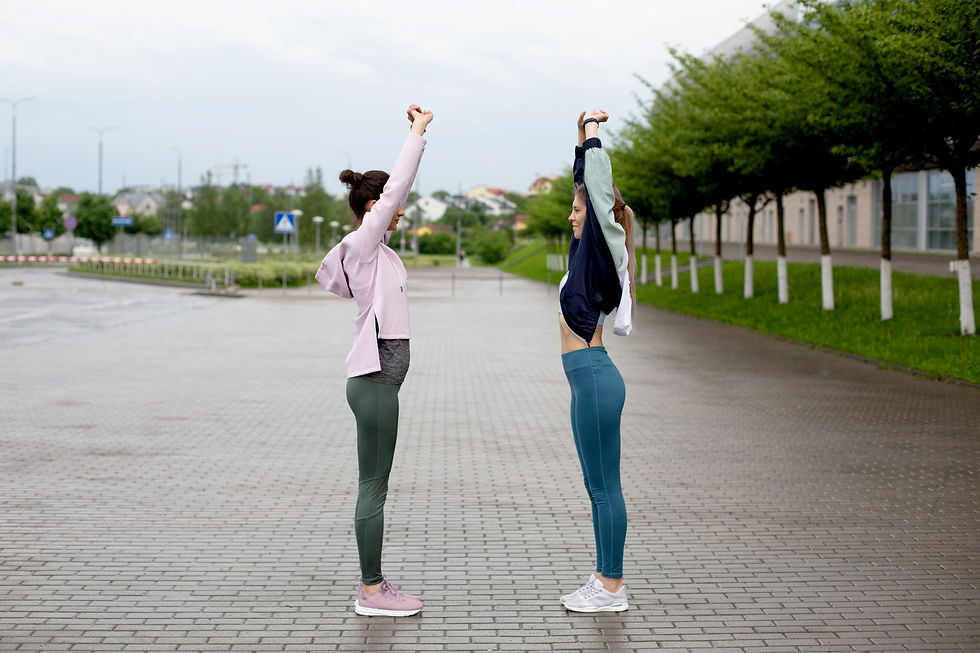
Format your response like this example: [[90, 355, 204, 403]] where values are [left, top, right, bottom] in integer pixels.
[[529, 176, 558, 196], [112, 189, 167, 217]]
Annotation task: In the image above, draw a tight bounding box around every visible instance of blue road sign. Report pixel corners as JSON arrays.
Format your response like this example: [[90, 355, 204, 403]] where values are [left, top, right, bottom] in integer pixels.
[[112, 216, 134, 226], [163, 229, 174, 241], [274, 212, 296, 234], [42, 228, 55, 240]]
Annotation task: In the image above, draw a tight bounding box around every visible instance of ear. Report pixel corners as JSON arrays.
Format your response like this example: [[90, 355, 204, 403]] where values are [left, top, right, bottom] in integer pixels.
[[365, 199, 378, 213]]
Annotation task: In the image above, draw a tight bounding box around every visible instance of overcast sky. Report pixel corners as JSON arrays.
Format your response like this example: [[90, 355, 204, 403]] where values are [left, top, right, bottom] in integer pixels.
[[2, 0, 770, 197]]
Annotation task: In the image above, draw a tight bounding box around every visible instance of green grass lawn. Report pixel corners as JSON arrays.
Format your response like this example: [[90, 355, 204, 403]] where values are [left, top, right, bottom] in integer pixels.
[[500, 239, 980, 384]]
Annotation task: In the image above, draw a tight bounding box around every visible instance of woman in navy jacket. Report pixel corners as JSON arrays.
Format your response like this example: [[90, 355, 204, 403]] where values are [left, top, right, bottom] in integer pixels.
[[558, 110, 636, 613]]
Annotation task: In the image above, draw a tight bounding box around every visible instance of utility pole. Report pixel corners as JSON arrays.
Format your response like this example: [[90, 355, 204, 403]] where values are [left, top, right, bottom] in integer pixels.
[[87, 125, 116, 195], [456, 182, 462, 266], [1, 97, 34, 257], [173, 146, 183, 258]]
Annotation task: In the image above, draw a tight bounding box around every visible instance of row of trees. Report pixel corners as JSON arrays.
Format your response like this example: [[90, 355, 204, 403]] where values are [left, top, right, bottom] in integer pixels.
[[524, 0, 978, 335], [630, 0, 978, 334]]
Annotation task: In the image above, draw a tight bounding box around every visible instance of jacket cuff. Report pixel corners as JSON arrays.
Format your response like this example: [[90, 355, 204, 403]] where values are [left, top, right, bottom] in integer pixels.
[[574, 145, 585, 157], [582, 137, 602, 150]]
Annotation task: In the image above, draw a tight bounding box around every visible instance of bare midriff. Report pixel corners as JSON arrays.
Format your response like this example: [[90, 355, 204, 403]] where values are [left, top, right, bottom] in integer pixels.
[[559, 314, 604, 354]]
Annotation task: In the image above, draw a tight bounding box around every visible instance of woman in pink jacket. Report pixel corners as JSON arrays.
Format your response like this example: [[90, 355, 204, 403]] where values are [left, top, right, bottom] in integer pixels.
[[316, 104, 433, 617]]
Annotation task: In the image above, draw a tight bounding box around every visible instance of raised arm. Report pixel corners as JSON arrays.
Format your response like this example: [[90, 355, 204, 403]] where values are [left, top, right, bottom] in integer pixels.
[[581, 110, 626, 270], [357, 106, 433, 254]]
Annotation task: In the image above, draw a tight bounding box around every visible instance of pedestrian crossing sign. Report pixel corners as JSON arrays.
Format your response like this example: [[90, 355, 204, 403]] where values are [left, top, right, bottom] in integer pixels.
[[274, 212, 296, 234]]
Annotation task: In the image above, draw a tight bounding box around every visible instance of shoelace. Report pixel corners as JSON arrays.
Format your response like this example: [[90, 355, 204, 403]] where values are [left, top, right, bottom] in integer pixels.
[[581, 583, 603, 599], [381, 580, 405, 600]]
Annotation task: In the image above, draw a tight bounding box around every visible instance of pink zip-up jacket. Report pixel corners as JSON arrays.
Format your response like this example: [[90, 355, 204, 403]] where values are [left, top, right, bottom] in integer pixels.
[[315, 133, 425, 378]]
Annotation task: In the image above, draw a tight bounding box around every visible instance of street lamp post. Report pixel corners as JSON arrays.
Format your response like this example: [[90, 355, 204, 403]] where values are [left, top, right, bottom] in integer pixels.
[[173, 146, 182, 258], [313, 215, 324, 253], [328, 219, 339, 249], [87, 125, 116, 195], [1, 96, 35, 257], [291, 209, 303, 262]]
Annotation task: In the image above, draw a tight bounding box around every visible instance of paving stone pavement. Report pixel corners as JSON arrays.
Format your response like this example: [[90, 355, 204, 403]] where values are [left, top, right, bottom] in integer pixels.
[[1, 265, 979, 653]]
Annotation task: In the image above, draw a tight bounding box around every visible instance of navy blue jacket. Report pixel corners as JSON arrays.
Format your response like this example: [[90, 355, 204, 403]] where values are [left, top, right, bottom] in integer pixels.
[[559, 138, 623, 343]]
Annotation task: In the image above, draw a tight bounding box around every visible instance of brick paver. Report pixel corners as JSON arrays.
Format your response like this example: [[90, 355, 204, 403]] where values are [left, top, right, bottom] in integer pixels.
[[1, 265, 978, 652]]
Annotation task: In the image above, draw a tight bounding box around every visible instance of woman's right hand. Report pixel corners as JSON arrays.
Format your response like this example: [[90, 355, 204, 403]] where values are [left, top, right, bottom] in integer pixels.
[[409, 105, 434, 135]]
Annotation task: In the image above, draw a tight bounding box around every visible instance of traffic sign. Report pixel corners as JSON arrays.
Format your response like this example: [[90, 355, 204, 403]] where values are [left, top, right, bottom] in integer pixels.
[[114, 202, 131, 217], [274, 212, 296, 234], [63, 215, 77, 230], [42, 228, 55, 240], [112, 216, 134, 226], [163, 229, 174, 241]]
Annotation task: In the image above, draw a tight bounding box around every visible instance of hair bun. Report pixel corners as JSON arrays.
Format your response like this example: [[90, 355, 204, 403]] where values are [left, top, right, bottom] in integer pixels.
[[339, 169, 363, 187]]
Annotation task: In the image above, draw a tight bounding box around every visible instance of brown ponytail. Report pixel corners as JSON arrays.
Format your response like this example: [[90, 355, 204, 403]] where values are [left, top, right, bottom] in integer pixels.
[[612, 185, 637, 321], [339, 168, 389, 226]]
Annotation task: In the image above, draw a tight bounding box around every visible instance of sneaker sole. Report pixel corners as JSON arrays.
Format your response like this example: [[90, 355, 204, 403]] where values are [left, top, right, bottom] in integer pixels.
[[564, 601, 629, 613], [354, 601, 421, 617]]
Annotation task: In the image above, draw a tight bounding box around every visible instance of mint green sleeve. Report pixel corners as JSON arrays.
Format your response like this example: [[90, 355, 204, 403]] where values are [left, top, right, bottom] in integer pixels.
[[584, 147, 626, 271]]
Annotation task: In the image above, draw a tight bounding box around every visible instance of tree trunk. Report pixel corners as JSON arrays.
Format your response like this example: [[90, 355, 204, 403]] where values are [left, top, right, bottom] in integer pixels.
[[776, 191, 788, 304], [655, 221, 662, 287], [689, 215, 699, 293], [670, 218, 678, 290], [744, 195, 757, 299], [815, 188, 834, 310], [952, 166, 976, 334], [880, 169, 894, 321], [714, 203, 724, 295]]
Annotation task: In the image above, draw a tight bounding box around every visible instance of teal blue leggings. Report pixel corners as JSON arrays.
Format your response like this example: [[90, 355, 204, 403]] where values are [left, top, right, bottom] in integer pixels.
[[562, 346, 627, 579]]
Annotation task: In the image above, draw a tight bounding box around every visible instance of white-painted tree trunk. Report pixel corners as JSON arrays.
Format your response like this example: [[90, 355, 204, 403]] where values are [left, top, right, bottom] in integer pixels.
[[821, 254, 835, 310], [670, 255, 678, 290], [690, 259, 699, 293], [880, 258, 893, 321], [714, 255, 723, 294], [777, 255, 788, 304], [743, 255, 754, 298], [655, 256, 663, 287], [641, 253, 648, 285], [956, 259, 976, 335]]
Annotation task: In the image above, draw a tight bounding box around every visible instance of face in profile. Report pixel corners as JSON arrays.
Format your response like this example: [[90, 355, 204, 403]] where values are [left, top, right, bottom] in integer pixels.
[[568, 194, 586, 239], [387, 205, 405, 231]]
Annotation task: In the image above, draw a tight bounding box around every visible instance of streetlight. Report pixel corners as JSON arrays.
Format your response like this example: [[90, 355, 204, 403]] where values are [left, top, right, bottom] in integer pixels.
[[172, 146, 182, 258], [1, 96, 35, 257], [291, 209, 303, 261], [328, 219, 339, 249], [87, 125, 116, 195], [312, 215, 324, 253]]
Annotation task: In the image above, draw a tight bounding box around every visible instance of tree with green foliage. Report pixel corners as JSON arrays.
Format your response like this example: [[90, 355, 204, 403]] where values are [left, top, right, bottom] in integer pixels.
[[0, 199, 11, 236], [219, 184, 250, 239], [893, 0, 978, 334], [35, 194, 66, 239], [769, 0, 926, 320], [474, 230, 511, 264], [13, 189, 36, 233], [188, 172, 220, 240], [125, 213, 162, 236], [75, 194, 114, 252], [524, 171, 574, 247], [298, 167, 345, 251]]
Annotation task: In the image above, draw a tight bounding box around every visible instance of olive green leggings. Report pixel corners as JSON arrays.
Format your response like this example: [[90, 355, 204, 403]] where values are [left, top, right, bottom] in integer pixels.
[[346, 376, 401, 586]]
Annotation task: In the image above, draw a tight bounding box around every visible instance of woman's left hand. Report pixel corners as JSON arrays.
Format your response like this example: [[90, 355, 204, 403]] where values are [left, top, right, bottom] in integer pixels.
[[585, 110, 609, 123]]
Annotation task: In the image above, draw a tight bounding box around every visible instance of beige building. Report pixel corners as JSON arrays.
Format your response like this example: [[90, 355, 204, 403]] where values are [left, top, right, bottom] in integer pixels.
[[691, 168, 978, 255]]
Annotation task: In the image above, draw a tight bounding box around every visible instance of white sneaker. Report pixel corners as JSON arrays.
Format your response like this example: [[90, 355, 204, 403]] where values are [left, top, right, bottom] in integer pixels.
[[562, 577, 628, 613], [560, 574, 597, 605]]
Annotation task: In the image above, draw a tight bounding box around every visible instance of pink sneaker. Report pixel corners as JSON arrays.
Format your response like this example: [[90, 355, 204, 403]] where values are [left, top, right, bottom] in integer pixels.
[[354, 578, 423, 616]]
